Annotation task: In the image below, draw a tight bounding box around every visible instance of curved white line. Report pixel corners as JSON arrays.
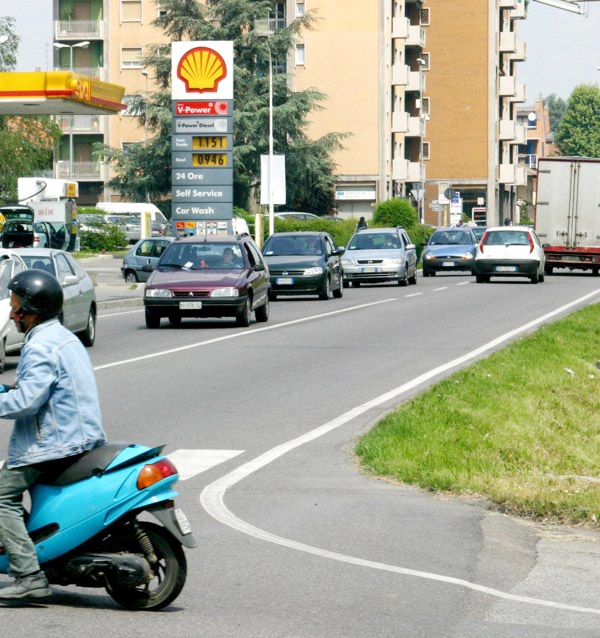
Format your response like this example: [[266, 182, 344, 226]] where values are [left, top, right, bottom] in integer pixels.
[[201, 289, 600, 615]]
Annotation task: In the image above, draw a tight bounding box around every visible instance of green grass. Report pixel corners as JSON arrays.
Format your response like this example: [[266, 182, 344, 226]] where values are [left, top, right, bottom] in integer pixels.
[[355, 303, 600, 526]]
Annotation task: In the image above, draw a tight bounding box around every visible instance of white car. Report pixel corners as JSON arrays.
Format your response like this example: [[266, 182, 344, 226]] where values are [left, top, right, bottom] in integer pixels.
[[0, 253, 27, 373], [473, 226, 546, 284]]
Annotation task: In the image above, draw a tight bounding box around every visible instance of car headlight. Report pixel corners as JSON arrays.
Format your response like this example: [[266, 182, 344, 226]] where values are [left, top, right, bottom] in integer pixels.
[[145, 288, 172, 298], [461, 253, 474, 260], [304, 267, 323, 276], [424, 253, 436, 260], [385, 258, 404, 265], [210, 288, 239, 298], [342, 258, 357, 266]]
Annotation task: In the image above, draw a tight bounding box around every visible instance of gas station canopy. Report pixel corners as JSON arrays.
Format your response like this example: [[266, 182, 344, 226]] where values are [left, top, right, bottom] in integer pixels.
[[0, 71, 126, 115]]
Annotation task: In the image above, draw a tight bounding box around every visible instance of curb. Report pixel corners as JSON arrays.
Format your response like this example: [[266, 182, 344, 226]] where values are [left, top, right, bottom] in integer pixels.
[[97, 298, 144, 311]]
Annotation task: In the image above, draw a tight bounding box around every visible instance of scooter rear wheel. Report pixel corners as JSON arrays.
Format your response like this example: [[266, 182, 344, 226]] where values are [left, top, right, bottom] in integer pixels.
[[106, 522, 187, 611]]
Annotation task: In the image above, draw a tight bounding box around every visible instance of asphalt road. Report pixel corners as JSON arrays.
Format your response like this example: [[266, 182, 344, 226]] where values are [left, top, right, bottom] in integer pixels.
[[1, 270, 600, 637]]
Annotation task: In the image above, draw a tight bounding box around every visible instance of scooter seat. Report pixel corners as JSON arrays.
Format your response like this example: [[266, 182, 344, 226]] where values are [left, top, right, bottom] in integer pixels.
[[39, 441, 133, 486]]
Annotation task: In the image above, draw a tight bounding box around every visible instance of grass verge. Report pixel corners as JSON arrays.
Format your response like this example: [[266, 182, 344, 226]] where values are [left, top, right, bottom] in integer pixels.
[[355, 302, 600, 527]]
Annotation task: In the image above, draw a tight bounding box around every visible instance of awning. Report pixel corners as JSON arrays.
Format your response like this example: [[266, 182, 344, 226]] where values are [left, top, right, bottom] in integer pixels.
[[0, 71, 126, 115]]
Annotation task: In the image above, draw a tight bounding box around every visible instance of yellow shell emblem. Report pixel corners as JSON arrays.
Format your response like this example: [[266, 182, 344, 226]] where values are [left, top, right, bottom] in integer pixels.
[[177, 47, 228, 93]]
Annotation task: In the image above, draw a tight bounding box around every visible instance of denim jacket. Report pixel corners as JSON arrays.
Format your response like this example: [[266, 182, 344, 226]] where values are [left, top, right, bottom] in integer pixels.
[[0, 318, 106, 468]]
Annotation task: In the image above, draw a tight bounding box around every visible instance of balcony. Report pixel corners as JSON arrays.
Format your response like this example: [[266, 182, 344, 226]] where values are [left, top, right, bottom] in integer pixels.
[[499, 75, 517, 97], [406, 25, 426, 48], [391, 16, 410, 39], [392, 64, 409, 86], [510, 0, 528, 19], [498, 163, 528, 185], [407, 70, 423, 92], [499, 119, 527, 144], [392, 112, 409, 133], [254, 18, 286, 35], [499, 30, 517, 53], [55, 66, 108, 82], [392, 159, 422, 182], [56, 114, 105, 134], [55, 160, 108, 181], [511, 40, 527, 61], [510, 81, 526, 103], [499, 0, 517, 7], [54, 20, 104, 40]]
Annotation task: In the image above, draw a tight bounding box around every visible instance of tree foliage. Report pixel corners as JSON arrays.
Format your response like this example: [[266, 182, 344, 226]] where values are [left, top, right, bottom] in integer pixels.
[[0, 17, 61, 203], [555, 84, 600, 158], [103, 0, 346, 214], [373, 198, 418, 228], [543, 94, 567, 133]]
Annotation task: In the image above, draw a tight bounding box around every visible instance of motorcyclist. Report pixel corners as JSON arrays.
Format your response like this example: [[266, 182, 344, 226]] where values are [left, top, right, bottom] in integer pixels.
[[0, 269, 106, 600]]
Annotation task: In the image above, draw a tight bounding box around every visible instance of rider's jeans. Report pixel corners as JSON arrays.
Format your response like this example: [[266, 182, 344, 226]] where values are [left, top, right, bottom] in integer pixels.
[[0, 464, 43, 577]]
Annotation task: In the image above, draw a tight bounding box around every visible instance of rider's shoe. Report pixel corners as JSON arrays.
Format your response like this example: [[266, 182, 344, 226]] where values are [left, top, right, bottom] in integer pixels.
[[0, 571, 51, 599]]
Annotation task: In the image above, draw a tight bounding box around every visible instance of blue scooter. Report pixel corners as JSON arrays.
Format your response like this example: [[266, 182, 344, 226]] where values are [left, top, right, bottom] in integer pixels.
[[0, 442, 197, 610]]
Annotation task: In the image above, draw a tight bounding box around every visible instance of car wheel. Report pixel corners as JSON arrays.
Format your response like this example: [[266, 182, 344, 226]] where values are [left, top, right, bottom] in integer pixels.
[[125, 270, 139, 283], [593, 267, 599, 277], [476, 274, 487, 284], [268, 291, 278, 301], [343, 279, 350, 289], [332, 276, 343, 298], [530, 271, 539, 284], [398, 270, 408, 287], [545, 265, 554, 276], [539, 271, 545, 283], [408, 271, 417, 285], [145, 308, 161, 329], [255, 297, 269, 322], [0, 338, 5, 375], [168, 314, 182, 327], [79, 307, 96, 347], [319, 277, 331, 300], [351, 281, 361, 288], [236, 299, 252, 327]]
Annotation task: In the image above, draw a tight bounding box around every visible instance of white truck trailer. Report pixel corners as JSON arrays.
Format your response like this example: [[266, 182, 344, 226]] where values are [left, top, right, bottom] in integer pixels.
[[535, 157, 600, 275]]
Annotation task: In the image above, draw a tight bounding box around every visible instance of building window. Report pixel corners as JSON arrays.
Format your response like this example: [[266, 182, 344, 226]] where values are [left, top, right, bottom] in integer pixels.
[[122, 142, 135, 153], [296, 1, 306, 16], [421, 97, 430, 116], [156, 0, 167, 17], [422, 142, 431, 161], [121, 0, 142, 22], [421, 7, 431, 26], [122, 47, 143, 69], [295, 43, 306, 66], [419, 52, 430, 71]]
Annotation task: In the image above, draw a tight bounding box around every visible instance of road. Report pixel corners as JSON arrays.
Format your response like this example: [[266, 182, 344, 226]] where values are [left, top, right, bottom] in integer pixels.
[[1, 270, 600, 637]]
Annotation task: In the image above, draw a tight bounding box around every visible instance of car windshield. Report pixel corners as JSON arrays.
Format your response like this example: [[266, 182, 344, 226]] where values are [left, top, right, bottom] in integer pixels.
[[263, 235, 322, 256], [483, 231, 531, 246], [347, 233, 400, 250], [429, 230, 474, 246], [472, 227, 486, 241], [159, 242, 244, 270]]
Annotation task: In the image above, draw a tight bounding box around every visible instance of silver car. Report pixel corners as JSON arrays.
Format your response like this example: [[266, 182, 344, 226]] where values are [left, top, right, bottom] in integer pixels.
[[342, 227, 418, 287], [121, 236, 175, 283], [12, 248, 97, 347]]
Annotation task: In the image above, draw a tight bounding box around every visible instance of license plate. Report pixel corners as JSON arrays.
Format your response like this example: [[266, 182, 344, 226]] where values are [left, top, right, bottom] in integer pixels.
[[441, 261, 456, 267], [174, 507, 192, 535], [179, 300, 203, 309], [362, 267, 379, 273], [276, 277, 294, 285], [496, 265, 517, 272]]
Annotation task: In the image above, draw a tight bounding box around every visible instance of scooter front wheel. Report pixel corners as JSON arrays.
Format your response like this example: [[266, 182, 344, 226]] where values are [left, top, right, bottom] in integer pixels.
[[106, 522, 187, 611]]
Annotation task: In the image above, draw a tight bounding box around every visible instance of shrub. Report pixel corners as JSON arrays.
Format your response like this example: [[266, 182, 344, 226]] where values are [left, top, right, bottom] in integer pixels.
[[373, 198, 418, 228], [79, 225, 128, 252]]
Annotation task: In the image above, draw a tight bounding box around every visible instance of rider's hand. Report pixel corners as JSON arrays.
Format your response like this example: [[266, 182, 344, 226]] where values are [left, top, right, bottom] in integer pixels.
[[0, 384, 12, 393]]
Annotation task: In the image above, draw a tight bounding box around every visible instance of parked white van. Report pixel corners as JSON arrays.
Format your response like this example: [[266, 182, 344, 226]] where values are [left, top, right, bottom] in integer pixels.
[[95, 202, 168, 224], [95, 202, 169, 242]]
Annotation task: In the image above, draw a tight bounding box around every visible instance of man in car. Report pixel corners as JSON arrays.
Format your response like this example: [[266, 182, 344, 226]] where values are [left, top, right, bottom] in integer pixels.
[[0, 270, 106, 600]]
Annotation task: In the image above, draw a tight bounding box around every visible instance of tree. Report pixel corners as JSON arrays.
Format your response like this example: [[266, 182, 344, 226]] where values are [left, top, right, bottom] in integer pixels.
[[373, 198, 418, 228], [555, 85, 600, 158], [103, 0, 347, 214], [0, 17, 61, 203], [543, 94, 566, 133]]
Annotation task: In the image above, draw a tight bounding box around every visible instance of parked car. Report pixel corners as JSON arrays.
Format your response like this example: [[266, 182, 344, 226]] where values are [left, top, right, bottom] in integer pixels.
[[421, 227, 479, 277], [77, 214, 112, 234], [11, 248, 98, 345], [473, 226, 546, 284], [144, 234, 270, 328], [274, 212, 320, 222], [0, 205, 70, 250], [0, 253, 27, 373], [262, 231, 344, 300], [341, 227, 417, 287], [471, 225, 487, 242], [121, 236, 175, 283]]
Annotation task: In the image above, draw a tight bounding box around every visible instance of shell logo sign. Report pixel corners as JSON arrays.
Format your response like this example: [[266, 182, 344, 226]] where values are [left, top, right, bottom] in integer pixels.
[[172, 41, 234, 100]]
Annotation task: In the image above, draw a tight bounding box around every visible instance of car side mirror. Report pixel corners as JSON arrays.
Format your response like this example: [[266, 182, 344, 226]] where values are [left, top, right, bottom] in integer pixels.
[[407, 243, 416, 251], [333, 247, 345, 255], [141, 264, 155, 272], [254, 262, 265, 272], [62, 274, 78, 287]]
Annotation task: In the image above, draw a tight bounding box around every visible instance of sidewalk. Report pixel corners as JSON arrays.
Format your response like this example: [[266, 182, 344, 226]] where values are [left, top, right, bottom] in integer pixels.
[[80, 254, 144, 310]]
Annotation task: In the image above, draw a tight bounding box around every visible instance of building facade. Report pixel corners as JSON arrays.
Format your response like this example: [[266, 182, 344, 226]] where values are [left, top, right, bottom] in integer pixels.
[[51, 0, 530, 223]]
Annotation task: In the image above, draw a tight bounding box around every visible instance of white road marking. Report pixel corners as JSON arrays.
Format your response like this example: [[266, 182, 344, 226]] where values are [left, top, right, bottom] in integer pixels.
[[93, 298, 397, 371], [168, 449, 244, 480], [456, 281, 471, 286], [404, 293, 423, 298], [100, 308, 144, 318], [433, 287, 448, 291], [200, 288, 600, 615]]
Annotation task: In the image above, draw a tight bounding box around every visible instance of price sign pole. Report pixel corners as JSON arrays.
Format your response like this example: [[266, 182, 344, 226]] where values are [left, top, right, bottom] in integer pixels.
[[171, 42, 234, 236]]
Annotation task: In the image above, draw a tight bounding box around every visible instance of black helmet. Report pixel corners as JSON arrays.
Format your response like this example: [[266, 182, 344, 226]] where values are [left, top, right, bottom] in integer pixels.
[[8, 269, 64, 319]]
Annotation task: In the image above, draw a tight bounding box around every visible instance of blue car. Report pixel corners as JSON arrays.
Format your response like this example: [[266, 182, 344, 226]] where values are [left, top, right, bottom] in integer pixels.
[[121, 236, 174, 282], [422, 227, 479, 276]]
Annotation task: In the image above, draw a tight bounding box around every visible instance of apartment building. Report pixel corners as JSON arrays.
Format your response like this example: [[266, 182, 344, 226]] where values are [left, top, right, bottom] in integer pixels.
[[52, 0, 529, 223]]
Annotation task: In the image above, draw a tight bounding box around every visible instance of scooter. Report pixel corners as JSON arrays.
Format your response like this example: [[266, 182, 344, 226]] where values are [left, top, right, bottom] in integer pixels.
[[0, 441, 197, 610]]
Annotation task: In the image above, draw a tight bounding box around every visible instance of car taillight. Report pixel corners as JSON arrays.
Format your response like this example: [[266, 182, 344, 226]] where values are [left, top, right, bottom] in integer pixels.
[[137, 458, 178, 490], [528, 233, 535, 253], [479, 231, 489, 254]]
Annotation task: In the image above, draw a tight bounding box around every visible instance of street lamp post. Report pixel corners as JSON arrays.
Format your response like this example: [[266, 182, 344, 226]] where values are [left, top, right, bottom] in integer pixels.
[[417, 57, 427, 224], [141, 70, 149, 144], [53, 41, 90, 179]]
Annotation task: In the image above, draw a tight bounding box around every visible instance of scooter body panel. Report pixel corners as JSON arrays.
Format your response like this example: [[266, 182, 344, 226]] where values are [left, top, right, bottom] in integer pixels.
[[0, 446, 183, 572]]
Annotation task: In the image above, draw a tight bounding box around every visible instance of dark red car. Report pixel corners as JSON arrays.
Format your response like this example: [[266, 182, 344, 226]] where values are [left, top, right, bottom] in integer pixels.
[[143, 234, 270, 328]]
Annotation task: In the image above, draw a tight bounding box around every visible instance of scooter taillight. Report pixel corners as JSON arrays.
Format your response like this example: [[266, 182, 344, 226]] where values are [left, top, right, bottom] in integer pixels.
[[137, 458, 178, 490]]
